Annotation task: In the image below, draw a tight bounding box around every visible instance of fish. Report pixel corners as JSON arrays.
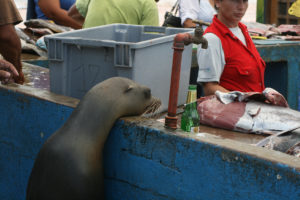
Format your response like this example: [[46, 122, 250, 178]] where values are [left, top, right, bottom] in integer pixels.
[[20, 39, 48, 57], [25, 27, 54, 36], [286, 142, 300, 157], [15, 27, 36, 45], [278, 35, 300, 40], [24, 19, 73, 33], [277, 24, 300, 36], [197, 89, 299, 134], [244, 22, 281, 38], [255, 128, 300, 157], [197, 89, 300, 156]]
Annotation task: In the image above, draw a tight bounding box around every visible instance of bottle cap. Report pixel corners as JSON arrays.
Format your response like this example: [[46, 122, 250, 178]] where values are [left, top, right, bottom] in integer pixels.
[[188, 85, 197, 90]]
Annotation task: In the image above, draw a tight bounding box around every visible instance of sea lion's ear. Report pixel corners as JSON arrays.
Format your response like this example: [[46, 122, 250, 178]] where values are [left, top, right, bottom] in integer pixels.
[[124, 85, 134, 93]]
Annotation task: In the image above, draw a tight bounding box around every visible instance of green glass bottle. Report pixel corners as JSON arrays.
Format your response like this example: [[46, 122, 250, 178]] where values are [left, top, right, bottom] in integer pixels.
[[181, 101, 200, 133], [181, 103, 192, 132], [181, 86, 200, 133], [189, 101, 200, 133], [186, 85, 197, 103]]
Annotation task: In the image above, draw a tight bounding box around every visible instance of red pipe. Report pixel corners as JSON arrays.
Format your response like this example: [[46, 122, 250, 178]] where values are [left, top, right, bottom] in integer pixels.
[[165, 33, 194, 129]]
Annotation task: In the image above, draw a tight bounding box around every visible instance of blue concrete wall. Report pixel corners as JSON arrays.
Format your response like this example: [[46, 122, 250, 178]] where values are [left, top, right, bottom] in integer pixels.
[[0, 88, 74, 200], [0, 86, 299, 200], [105, 123, 300, 200]]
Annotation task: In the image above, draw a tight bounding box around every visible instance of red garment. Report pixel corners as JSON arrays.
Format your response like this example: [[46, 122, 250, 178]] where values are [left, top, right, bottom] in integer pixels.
[[204, 15, 265, 92]]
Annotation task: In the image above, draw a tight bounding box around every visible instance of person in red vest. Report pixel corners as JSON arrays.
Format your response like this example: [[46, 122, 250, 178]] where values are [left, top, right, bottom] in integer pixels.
[[197, 0, 266, 96]]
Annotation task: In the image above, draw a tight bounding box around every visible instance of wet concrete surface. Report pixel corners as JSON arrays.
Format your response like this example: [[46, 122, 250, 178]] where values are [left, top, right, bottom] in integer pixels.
[[22, 62, 49, 91], [192, 124, 265, 144], [124, 114, 265, 146], [17, 61, 266, 145]]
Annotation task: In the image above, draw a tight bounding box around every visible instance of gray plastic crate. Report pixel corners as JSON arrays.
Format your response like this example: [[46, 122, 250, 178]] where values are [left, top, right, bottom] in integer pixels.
[[45, 24, 193, 111]]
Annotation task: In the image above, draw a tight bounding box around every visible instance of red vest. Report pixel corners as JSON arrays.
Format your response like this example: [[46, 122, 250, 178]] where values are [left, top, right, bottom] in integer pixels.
[[204, 15, 265, 92]]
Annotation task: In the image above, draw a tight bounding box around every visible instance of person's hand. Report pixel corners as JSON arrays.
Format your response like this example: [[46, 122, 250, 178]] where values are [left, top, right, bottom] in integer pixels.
[[13, 70, 24, 84], [263, 88, 289, 107], [0, 59, 19, 84], [68, 4, 85, 26]]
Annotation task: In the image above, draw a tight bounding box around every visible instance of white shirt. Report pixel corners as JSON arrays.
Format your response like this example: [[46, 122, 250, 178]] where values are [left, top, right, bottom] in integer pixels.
[[179, 0, 216, 27], [197, 26, 247, 83]]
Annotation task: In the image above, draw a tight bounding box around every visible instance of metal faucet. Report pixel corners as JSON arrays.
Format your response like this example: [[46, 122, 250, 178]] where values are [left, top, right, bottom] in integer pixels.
[[164, 20, 210, 130], [179, 20, 209, 48], [191, 20, 210, 49]]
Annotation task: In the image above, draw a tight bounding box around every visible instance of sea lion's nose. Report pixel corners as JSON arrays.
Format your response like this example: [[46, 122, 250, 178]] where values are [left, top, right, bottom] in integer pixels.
[[144, 88, 151, 99]]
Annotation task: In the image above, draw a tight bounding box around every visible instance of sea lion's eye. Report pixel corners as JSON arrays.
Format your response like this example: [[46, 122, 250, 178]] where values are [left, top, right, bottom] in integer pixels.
[[125, 85, 134, 93], [144, 88, 151, 99]]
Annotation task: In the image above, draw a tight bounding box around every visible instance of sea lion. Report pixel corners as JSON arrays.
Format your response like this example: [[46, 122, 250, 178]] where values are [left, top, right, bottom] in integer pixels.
[[26, 77, 161, 200]]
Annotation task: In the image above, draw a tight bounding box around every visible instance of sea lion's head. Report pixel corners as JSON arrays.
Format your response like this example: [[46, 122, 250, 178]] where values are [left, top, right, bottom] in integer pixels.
[[112, 77, 161, 117], [84, 77, 161, 118]]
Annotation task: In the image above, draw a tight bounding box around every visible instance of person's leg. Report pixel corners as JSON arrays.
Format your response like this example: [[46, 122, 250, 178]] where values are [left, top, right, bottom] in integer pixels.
[[0, 24, 24, 83]]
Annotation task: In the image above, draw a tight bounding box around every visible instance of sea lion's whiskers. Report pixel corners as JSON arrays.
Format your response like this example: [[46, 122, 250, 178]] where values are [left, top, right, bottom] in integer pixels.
[[142, 99, 161, 118]]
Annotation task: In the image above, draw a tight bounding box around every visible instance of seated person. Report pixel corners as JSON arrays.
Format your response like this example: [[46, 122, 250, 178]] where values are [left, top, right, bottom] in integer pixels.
[[179, 0, 216, 28], [33, 0, 82, 29], [68, 0, 159, 29], [197, 0, 266, 96]]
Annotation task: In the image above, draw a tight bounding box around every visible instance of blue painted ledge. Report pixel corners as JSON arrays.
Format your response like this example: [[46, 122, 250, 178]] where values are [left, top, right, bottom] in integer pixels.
[[0, 84, 299, 200]]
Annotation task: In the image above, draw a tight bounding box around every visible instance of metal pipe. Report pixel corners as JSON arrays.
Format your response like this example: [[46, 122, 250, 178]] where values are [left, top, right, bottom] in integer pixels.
[[165, 33, 192, 129], [165, 22, 208, 130]]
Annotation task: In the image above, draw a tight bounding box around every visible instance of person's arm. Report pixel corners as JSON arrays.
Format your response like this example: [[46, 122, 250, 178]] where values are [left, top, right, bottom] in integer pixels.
[[183, 18, 196, 28], [197, 33, 226, 96], [38, 0, 82, 29], [0, 24, 24, 84], [181, 0, 216, 28], [202, 82, 229, 96], [0, 59, 19, 84], [179, 0, 199, 27], [68, 4, 85, 25], [208, 0, 215, 8]]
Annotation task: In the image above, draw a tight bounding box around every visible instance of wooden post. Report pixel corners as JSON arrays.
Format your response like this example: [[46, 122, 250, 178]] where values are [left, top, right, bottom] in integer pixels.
[[269, 0, 278, 25]]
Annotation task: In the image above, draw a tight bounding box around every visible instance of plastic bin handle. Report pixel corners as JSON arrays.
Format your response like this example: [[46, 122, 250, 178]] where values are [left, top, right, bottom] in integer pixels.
[[143, 26, 166, 34]]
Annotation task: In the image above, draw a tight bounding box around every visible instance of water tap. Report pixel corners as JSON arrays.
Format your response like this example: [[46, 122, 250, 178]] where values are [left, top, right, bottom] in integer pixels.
[[164, 20, 210, 130], [185, 20, 210, 49]]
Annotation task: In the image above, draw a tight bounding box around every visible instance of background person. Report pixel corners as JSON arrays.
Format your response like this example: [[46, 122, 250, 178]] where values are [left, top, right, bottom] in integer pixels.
[[32, 0, 82, 29], [69, 0, 159, 28], [197, 0, 266, 96], [179, 0, 216, 28], [0, 0, 24, 84]]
